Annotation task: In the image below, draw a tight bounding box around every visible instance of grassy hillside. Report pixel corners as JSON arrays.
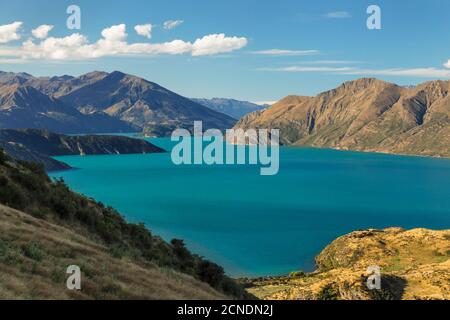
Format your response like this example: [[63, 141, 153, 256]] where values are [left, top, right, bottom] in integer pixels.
[[243, 228, 450, 300], [0, 149, 252, 299], [0, 204, 226, 299]]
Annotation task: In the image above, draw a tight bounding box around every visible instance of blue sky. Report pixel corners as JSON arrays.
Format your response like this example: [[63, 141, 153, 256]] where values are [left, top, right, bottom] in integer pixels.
[[0, 0, 449, 102]]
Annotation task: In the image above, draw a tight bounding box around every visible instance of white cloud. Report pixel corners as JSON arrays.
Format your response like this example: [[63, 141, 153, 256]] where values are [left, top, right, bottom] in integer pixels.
[[444, 60, 450, 69], [251, 49, 320, 56], [3, 24, 247, 60], [325, 11, 352, 19], [134, 24, 152, 39], [32, 24, 54, 39], [302, 60, 361, 65], [253, 100, 277, 106], [0, 22, 22, 44], [259, 65, 450, 78], [191, 34, 247, 56], [22, 34, 90, 60], [163, 20, 184, 30], [102, 24, 127, 41]]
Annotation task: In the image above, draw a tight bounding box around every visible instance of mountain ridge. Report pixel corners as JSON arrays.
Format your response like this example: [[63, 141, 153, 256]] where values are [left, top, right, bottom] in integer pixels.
[[233, 78, 450, 157], [0, 81, 137, 134], [0, 70, 236, 136], [0, 129, 165, 171]]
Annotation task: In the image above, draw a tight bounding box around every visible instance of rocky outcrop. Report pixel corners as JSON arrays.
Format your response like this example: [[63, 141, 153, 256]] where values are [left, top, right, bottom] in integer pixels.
[[244, 228, 450, 300]]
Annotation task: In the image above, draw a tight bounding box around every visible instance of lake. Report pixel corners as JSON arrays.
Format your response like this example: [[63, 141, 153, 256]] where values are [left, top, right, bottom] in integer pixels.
[[50, 138, 450, 277]]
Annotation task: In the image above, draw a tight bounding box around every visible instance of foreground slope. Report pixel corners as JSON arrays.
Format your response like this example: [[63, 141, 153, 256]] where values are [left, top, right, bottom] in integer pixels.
[[244, 228, 450, 300], [0, 204, 226, 300], [234, 78, 450, 157], [0, 151, 252, 299]]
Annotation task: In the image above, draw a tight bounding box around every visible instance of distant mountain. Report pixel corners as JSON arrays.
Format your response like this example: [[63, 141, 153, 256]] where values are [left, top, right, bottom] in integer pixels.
[[55, 71, 236, 136], [0, 81, 137, 134], [191, 98, 268, 119], [0, 71, 236, 136], [234, 78, 450, 157], [0, 129, 165, 171]]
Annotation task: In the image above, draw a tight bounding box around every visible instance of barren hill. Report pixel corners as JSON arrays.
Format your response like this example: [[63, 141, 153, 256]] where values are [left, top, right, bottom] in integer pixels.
[[234, 78, 450, 157]]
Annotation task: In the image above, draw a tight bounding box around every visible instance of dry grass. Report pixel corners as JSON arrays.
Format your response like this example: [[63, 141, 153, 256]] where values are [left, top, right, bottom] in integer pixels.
[[245, 228, 450, 300], [0, 204, 226, 300]]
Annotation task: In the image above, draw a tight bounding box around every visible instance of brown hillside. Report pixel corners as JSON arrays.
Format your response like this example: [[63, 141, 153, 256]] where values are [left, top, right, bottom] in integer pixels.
[[234, 78, 450, 157]]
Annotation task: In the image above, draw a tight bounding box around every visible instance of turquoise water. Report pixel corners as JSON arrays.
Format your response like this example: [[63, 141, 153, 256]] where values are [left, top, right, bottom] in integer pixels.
[[50, 138, 450, 277]]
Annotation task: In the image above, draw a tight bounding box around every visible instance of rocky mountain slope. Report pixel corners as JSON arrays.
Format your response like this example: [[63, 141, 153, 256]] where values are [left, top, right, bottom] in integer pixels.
[[234, 78, 450, 157], [0, 129, 164, 171], [57, 71, 236, 136], [0, 71, 236, 136], [0, 81, 136, 134], [0, 150, 252, 299], [191, 98, 268, 119], [244, 228, 450, 300]]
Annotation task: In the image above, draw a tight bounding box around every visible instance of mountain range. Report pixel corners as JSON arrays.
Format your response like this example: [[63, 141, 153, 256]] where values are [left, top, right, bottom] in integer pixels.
[[191, 98, 268, 119], [2, 71, 450, 158], [0, 71, 236, 136], [234, 78, 450, 157]]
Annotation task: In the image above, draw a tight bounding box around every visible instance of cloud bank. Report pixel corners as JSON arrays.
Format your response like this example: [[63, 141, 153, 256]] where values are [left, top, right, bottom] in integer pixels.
[[251, 49, 320, 56], [259, 66, 450, 78], [0, 22, 248, 61]]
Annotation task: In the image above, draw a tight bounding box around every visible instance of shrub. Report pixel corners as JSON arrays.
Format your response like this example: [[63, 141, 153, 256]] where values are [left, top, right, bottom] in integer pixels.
[[289, 271, 306, 278], [317, 284, 340, 300], [22, 243, 45, 261]]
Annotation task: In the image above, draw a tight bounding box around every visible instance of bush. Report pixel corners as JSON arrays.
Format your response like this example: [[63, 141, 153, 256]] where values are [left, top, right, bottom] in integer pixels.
[[22, 243, 45, 261], [196, 260, 225, 287], [289, 271, 306, 278], [317, 284, 340, 300]]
